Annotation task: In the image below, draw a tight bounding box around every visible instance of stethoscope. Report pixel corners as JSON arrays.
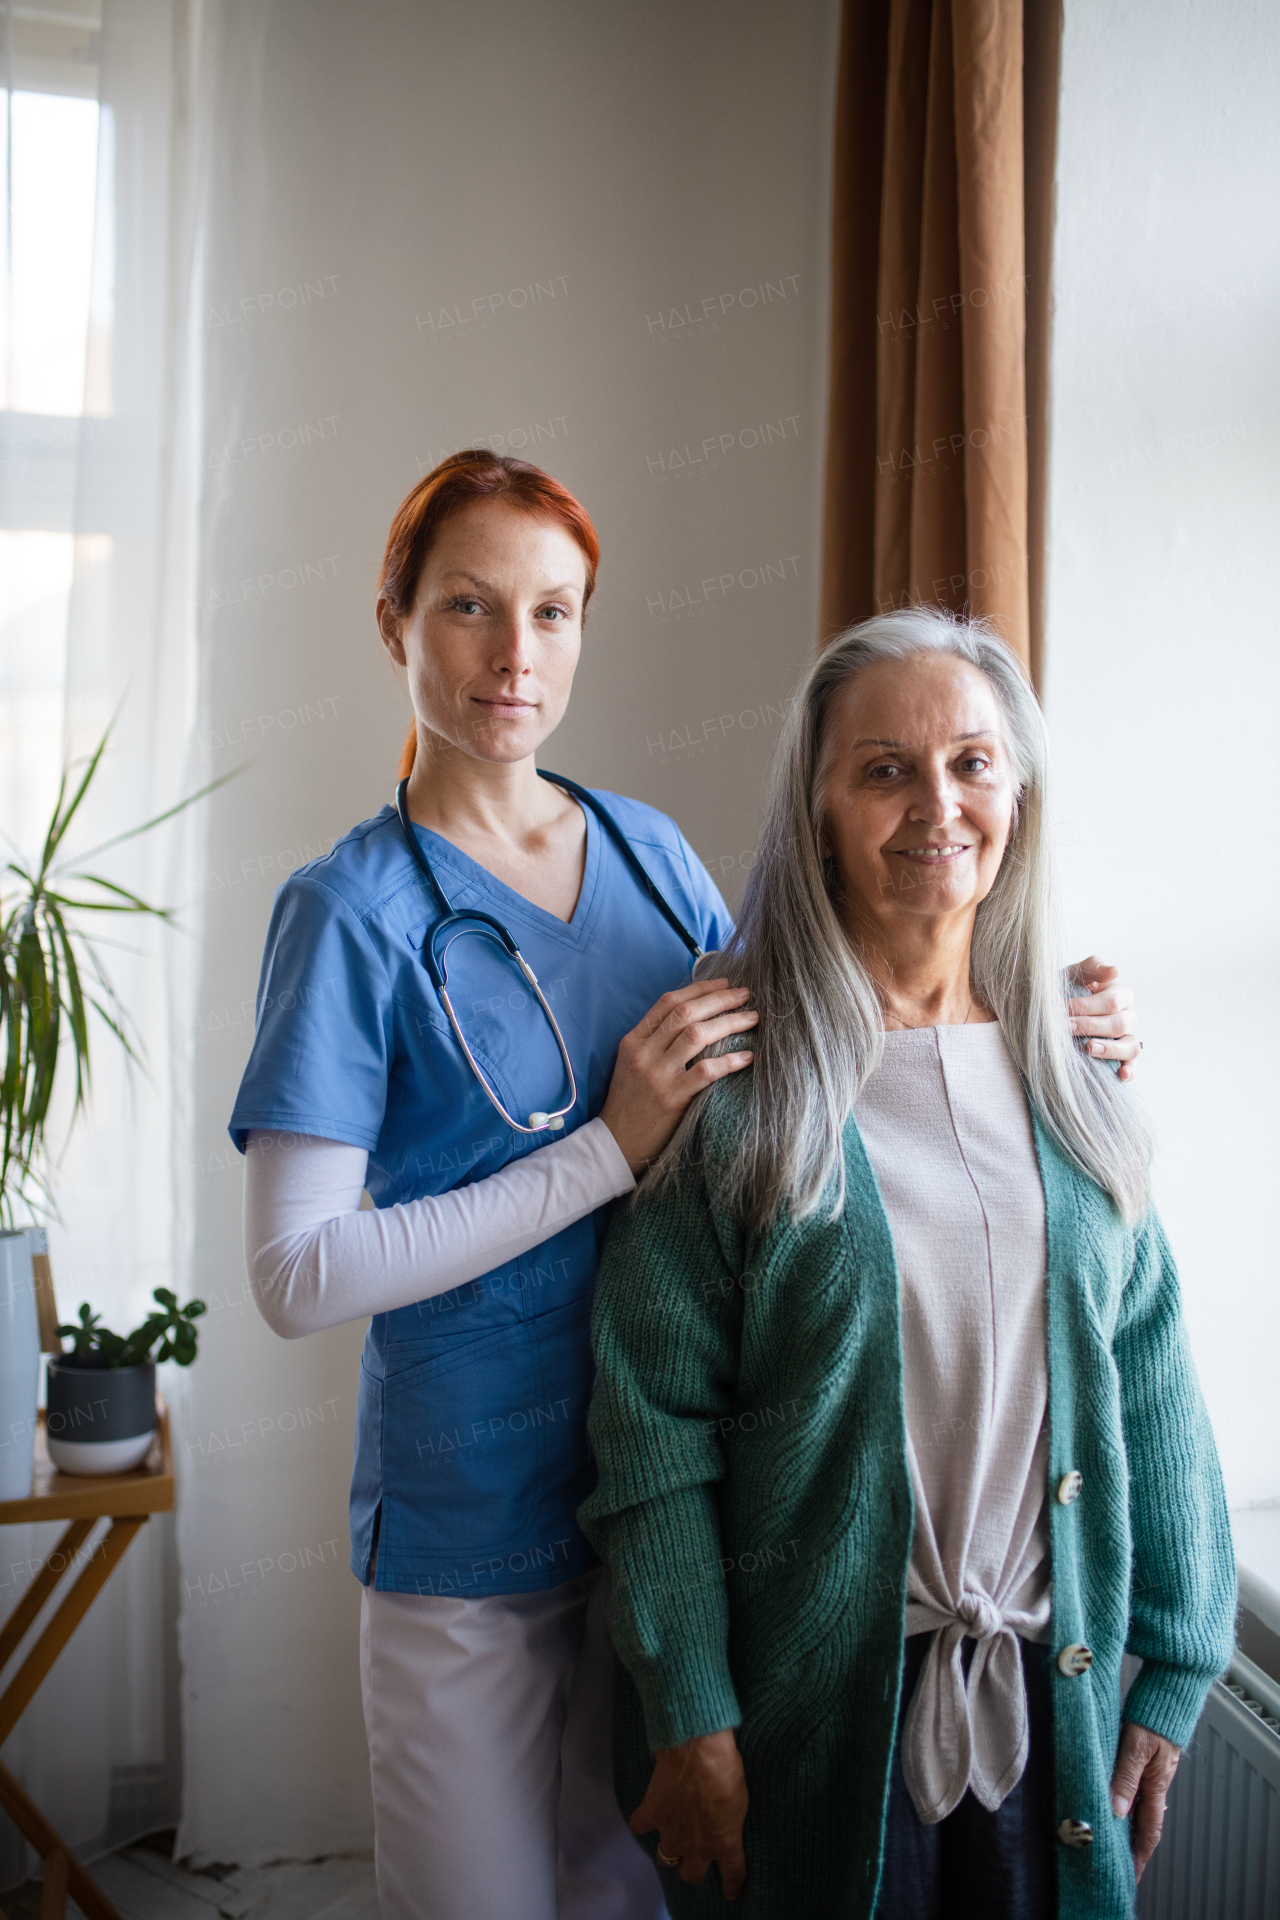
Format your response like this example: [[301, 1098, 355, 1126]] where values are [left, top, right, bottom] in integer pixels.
[[395, 772, 704, 1135]]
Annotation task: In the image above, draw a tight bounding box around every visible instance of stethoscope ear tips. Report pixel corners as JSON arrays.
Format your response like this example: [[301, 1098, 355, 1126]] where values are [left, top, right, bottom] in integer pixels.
[[527, 1112, 567, 1132]]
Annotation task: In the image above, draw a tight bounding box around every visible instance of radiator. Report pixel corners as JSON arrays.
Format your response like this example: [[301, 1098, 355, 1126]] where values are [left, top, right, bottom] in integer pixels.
[[1135, 1651, 1280, 1920]]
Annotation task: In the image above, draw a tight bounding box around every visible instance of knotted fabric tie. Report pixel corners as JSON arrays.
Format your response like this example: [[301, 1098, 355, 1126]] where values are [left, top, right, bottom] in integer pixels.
[[900, 1586, 1030, 1825]]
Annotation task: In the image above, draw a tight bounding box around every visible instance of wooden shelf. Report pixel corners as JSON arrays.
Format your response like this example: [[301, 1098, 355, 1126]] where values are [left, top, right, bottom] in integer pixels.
[[0, 1406, 173, 1525], [0, 1405, 173, 1918]]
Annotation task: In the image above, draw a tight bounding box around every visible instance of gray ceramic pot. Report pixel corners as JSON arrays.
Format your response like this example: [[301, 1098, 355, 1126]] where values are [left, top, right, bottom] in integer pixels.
[[47, 1358, 157, 1476]]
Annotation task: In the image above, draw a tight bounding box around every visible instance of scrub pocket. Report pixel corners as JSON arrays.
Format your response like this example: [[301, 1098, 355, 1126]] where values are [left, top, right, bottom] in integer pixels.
[[360, 1286, 597, 1595], [380, 1319, 547, 1558]]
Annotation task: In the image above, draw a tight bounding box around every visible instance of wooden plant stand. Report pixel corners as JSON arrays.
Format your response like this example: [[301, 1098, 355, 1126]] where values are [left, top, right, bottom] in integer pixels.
[[0, 1408, 173, 1919]]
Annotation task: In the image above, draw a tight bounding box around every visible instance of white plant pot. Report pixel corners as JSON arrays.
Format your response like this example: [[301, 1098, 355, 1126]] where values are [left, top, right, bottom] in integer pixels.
[[46, 1430, 156, 1475], [0, 1229, 41, 1501]]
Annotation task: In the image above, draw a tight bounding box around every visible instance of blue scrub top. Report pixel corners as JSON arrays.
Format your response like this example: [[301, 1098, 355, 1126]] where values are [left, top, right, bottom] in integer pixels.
[[229, 791, 733, 1597]]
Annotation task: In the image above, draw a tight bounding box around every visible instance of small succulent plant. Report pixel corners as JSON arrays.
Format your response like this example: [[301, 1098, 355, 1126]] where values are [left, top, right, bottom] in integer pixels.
[[56, 1287, 207, 1369]]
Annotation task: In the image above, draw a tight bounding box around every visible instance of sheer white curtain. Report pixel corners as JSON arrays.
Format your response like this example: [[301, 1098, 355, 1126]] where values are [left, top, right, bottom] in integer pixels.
[[0, 0, 210, 1888]]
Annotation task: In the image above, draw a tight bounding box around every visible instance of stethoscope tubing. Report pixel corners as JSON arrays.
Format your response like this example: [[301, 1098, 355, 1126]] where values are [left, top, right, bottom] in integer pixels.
[[393, 773, 703, 1135], [533, 769, 704, 965], [437, 960, 578, 1136]]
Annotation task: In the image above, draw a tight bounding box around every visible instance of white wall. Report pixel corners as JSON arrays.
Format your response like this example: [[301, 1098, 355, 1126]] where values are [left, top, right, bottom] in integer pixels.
[[177, 0, 839, 1862], [1046, 3, 1280, 1518], [175, 0, 1280, 1862]]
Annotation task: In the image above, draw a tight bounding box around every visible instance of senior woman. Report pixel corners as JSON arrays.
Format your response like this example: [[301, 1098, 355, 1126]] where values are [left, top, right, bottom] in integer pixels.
[[580, 608, 1234, 1919]]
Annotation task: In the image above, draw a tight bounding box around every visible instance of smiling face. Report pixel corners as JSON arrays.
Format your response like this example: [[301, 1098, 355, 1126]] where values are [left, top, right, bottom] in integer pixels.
[[821, 651, 1017, 950], [377, 496, 587, 767]]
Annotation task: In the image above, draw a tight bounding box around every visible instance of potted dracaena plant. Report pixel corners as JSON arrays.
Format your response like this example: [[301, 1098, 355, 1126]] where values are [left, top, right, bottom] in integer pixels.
[[1, 729, 220, 1482]]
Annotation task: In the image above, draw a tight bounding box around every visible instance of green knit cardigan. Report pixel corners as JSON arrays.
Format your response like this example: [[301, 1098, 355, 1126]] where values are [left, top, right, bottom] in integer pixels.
[[579, 1094, 1235, 1920]]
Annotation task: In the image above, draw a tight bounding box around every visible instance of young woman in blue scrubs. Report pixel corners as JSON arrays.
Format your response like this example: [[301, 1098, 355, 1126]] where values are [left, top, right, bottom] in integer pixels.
[[229, 452, 1141, 1920]]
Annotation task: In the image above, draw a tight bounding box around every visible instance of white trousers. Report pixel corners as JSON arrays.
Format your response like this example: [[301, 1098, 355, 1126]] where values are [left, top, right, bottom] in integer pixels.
[[359, 1566, 667, 1920]]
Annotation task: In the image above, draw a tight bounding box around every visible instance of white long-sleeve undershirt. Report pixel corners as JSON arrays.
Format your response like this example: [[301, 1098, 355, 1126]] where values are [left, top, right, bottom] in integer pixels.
[[243, 1120, 637, 1339]]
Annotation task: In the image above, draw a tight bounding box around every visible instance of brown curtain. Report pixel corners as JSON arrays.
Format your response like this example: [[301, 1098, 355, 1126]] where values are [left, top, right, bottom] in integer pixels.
[[820, 0, 1061, 684]]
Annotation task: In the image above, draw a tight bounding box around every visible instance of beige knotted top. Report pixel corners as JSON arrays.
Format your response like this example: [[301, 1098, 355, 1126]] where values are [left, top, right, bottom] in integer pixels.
[[855, 1021, 1052, 1825]]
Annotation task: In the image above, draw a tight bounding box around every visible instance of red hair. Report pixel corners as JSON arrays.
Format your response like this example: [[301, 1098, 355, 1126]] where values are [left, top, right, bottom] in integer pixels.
[[380, 450, 601, 780]]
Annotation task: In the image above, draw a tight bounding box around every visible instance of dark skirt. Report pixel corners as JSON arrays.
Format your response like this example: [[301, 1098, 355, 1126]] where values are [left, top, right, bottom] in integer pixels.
[[874, 1633, 1058, 1920]]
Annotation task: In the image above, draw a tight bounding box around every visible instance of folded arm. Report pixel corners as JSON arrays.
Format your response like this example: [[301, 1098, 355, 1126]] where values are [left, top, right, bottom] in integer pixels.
[[243, 1120, 635, 1338]]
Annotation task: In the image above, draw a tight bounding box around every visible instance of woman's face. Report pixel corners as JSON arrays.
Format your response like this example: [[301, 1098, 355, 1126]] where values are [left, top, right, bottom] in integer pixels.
[[378, 497, 587, 766], [822, 652, 1017, 944]]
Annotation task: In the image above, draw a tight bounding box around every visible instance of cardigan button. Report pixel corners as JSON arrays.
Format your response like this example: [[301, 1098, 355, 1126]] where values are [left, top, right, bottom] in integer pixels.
[[1057, 1643, 1094, 1677], [1057, 1818, 1094, 1848], [1057, 1470, 1083, 1505]]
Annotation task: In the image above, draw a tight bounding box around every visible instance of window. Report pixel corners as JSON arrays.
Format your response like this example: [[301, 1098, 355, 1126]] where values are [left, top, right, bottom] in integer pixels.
[[0, 0, 105, 853]]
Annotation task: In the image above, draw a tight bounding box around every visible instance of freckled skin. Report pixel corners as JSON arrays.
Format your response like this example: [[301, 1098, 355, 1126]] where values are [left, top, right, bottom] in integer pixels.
[[377, 499, 588, 918]]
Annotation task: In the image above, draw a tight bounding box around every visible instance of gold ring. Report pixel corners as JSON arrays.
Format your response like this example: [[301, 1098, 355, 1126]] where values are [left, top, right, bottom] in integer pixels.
[[656, 1845, 682, 1867]]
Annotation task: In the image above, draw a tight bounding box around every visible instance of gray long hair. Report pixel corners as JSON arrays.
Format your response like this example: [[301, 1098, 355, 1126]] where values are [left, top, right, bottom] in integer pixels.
[[658, 605, 1151, 1230]]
